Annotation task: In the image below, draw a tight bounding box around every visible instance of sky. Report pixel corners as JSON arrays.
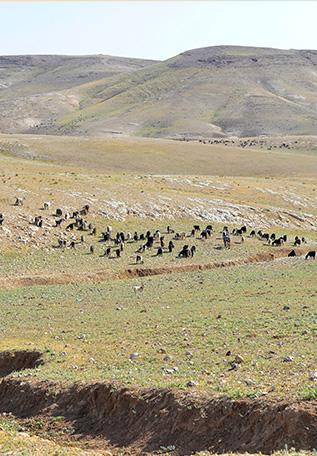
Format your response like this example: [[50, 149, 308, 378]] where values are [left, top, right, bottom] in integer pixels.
[[2, 1, 317, 60]]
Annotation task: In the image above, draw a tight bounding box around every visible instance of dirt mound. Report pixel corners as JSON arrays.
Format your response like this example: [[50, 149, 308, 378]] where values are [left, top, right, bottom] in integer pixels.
[[0, 351, 43, 377], [0, 248, 305, 289], [0, 379, 315, 454]]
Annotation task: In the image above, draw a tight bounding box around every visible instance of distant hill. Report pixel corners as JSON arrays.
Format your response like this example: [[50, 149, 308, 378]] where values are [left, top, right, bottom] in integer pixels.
[[0, 54, 156, 133], [2, 46, 317, 138]]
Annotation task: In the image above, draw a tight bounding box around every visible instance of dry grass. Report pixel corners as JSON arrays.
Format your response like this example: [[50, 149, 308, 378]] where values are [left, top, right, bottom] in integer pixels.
[[0, 428, 106, 455], [1, 133, 317, 177]]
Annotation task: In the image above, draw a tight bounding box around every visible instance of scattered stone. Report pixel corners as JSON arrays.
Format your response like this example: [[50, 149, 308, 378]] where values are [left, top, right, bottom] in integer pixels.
[[163, 355, 173, 362], [186, 380, 198, 387], [283, 305, 290, 311], [234, 354, 245, 364], [163, 365, 179, 375], [283, 356, 294, 362], [129, 352, 139, 360], [164, 368, 175, 375], [309, 371, 317, 381]]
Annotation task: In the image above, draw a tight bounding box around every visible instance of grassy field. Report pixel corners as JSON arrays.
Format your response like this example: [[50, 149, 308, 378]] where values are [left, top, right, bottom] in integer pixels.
[[1, 133, 317, 176], [0, 428, 104, 455], [0, 257, 316, 399], [0, 135, 316, 454], [1, 135, 317, 260], [0, 136, 315, 397], [1, 216, 315, 282]]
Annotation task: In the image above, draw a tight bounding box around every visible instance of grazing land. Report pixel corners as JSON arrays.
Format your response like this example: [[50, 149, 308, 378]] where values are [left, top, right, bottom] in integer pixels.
[[0, 134, 316, 454], [1, 255, 316, 397]]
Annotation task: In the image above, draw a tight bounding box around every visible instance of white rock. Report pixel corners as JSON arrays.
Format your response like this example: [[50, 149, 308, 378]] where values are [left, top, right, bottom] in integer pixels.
[[129, 352, 139, 360]]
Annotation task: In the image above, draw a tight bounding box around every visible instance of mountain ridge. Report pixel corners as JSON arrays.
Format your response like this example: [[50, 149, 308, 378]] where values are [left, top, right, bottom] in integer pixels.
[[1, 45, 317, 138]]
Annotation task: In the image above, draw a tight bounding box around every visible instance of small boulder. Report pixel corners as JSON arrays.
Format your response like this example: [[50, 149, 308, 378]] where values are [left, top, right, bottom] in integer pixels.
[[309, 371, 317, 382], [129, 352, 139, 360], [283, 356, 293, 363]]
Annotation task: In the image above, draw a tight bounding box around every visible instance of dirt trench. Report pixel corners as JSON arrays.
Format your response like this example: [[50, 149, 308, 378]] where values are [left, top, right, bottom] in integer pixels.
[[0, 247, 306, 289], [0, 379, 316, 455], [0, 350, 43, 377]]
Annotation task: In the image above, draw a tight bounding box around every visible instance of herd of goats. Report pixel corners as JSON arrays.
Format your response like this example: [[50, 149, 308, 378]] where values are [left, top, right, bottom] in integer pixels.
[[0, 198, 316, 263], [177, 137, 294, 150]]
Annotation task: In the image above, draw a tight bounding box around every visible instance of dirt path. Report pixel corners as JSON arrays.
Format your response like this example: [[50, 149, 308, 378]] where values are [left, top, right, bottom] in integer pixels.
[[0, 248, 305, 289]]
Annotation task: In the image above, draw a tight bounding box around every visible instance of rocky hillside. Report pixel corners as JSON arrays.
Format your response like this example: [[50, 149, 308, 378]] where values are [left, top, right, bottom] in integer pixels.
[[0, 54, 156, 133], [2, 46, 317, 138]]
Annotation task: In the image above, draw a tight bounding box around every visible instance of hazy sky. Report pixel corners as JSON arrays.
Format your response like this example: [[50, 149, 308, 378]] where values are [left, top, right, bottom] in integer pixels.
[[2, 1, 317, 59]]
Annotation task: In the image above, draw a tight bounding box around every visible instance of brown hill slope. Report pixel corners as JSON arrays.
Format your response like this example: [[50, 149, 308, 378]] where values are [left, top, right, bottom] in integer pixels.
[[2, 46, 317, 138], [0, 54, 156, 133]]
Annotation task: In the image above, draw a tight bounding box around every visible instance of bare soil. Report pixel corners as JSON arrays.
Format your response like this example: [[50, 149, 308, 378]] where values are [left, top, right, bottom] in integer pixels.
[[0, 351, 43, 377], [0, 378, 315, 455]]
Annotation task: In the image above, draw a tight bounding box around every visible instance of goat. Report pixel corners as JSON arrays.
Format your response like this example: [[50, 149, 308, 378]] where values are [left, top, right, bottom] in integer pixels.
[[133, 284, 144, 294], [136, 244, 145, 253], [272, 238, 283, 246], [294, 237, 301, 246], [178, 245, 191, 258], [103, 246, 112, 257], [168, 241, 174, 253], [136, 255, 143, 264], [14, 197, 23, 206]]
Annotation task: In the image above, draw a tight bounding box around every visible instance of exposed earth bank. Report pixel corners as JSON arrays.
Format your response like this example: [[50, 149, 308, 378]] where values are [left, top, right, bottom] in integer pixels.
[[0, 377, 316, 455]]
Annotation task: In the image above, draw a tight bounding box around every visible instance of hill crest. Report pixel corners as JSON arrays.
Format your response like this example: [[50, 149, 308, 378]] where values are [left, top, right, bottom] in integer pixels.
[[1, 45, 317, 138]]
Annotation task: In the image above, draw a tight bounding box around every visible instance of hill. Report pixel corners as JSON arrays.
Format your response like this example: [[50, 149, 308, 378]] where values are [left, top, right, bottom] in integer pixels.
[[0, 54, 156, 133], [2, 46, 317, 138]]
